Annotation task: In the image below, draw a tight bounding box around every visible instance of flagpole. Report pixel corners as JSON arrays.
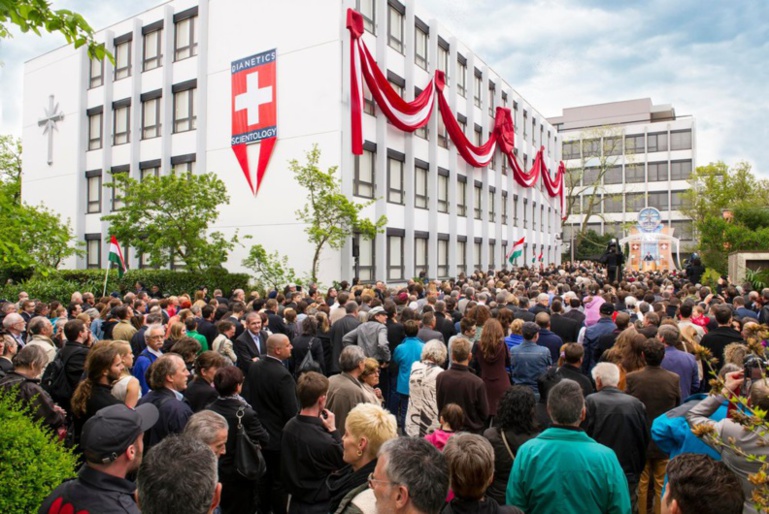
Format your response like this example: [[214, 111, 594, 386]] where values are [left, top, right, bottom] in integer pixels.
[[102, 262, 110, 298]]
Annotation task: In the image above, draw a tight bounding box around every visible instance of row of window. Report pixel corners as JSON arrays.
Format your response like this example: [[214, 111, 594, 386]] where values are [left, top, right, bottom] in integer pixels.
[[87, 83, 197, 149], [562, 130, 692, 160], [90, 8, 198, 87], [562, 220, 694, 242], [571, 190, 691, 215], [355, 145, 556, 232], [85, 157, 196, 214], [570, 159, 693, 186]]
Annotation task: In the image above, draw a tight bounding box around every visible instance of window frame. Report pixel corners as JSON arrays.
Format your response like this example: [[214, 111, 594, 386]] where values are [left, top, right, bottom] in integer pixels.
[[670, 159, 693, 181], [387, 152, 405, 205], [173, 8, 199, 61], [141, 91, 162, 140], [114, 34, 132, 80], [437, 169, 449, 213], [414, 161, 429, 210], [648, 132, 668, 153], [85, 233, 102, 269], [457, 177, 467, 217], [142, 23, 163, 71], [387, 3, 405, 54], [414, 20, 428, 70], [172, 80, 197, 133], [89, 57, 103, 88], [414, 233, 429, 277], [456, 56, 467, 97], [670, 130, 692, 151], [85, 170, 102, 214], [357, 0, 376, 34], [387, 231, 405, 281], [112, 100, 131, 146], [354, 142, 376, 199], [87, 108, 103, 151], [473, 181, 483, 220]]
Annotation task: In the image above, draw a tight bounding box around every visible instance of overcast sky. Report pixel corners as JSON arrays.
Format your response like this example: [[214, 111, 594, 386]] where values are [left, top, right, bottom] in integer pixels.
[[2, 0, 767, 178]]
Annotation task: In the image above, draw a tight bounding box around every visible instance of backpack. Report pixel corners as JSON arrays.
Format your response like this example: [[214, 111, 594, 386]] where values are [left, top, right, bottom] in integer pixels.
[[41, 349, 76, 407], [296, 338, 322, 377]]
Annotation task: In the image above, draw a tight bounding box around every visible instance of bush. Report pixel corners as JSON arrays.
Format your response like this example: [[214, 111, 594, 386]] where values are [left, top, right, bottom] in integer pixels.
[[0, 388, 77, 513], [0, 269, 252, 303]]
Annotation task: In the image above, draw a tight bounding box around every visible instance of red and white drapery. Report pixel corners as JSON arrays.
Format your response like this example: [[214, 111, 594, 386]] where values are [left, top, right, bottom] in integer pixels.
[[346, 9, 566, 218]]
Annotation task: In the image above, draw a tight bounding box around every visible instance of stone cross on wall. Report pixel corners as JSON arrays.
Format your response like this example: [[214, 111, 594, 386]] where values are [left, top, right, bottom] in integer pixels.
[[38, 95, 64, 165]]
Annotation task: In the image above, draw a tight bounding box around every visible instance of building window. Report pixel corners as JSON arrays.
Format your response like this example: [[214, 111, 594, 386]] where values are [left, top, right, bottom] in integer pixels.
[[522, 200, 528, 229], [457, 57, 467, 97], [648, 191, 669, 210], [513, 194, 519, 224], [174, 10, 198, 61], [414, 235, 428, 277], [437, 42, 449, 80], [140, 166, 160, 181], [357, 0, 376, 34], [387, 4, 404, 53], [473, 70, 482, 108], [624, 134, 645, 154], [114, 36, 132, 80], [647, 161, 668, 182], [582, 138, 600, 158], [173, 84, 197, 133], [171, 154, 196, 174], [415, 164, 428, 209], [85, 234, 101, 269], [141, 95, 162, 139], [387, 234, 404, 281], [601, 136, 622, 156], [437, 114, 448, 148], [604, 165, 622, 184], [387, 156, 404, 205], [437, 172, 449, 213], [473, 241, 482, 269], [457, 115, 467, 135], [474, 125, 482, 146], [488, 190, 496, 222], [603, 194, 622, 213], [363, 87, 376, 116], [457, 179, 467, 217], [670, 130, 692, 151], [86, 172, 102, 214], [671, 160, 693, 180], [570, 196, 582, 215], [625, 164, 645, 183], [488, 241, 495, 268], [415, 22, 428, 69], [670, 191, 690, 211], [414, 88, 428, 139], [457, 239, 467, 273], [113, 102, 130, 146], [387, 72, 404, 97], [562, 140, 580, 160], [354, 144, 376, 198], [473, 182, 482, 220], [111, 169, 128, 211], [89, 57, 103, 88], [357, 235, 376, 282], [437, 238, 449, 278], [143, 27, 163, 71], [582, 167, 600, 186], [88, 110, 103, 150], [488, 82, 495, 116], [671, 220, 694, 240], [501, 191, 508, 225], [626, 192, 645, 211], [648, 132, 668, 152]]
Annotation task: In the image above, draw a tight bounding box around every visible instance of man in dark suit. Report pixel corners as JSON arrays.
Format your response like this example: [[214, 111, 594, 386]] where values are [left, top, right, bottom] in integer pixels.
[[549, 299, 581, 344], [243, 334, 298, 514], [563, 297, 586, 325], [328, 302, 361, 375], [434, 301, 456, 344], [196, 305, 218, 348], [511, 298, 535, 322], [626, 338, 681, 514], [534, 312, 563, 364], [265, 299, 290, 339], [529, 293, 551, 316], [700, 304, 745, 369], [417, 312, 444, 343], [233, 312, 268, 374]]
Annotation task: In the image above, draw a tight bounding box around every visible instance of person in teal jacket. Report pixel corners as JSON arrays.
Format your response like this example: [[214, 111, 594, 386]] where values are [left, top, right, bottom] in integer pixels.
[[392, 320, 424, 432], [506, 379, 630, 514]]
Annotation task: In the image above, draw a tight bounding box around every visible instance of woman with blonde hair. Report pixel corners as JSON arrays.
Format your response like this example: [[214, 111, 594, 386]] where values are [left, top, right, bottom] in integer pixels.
[[328, 403, 397, 514], [472, 318, 511, 419], [359, 358, 383, 406], [163, 321, 187, 353], [110, 340, 141, 408], [405, 340, 447, 437]]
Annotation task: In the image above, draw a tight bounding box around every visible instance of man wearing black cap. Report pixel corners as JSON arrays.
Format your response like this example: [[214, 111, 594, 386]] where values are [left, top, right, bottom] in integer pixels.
[[39, 403, 159, 514], [582, 303, 617, 374]]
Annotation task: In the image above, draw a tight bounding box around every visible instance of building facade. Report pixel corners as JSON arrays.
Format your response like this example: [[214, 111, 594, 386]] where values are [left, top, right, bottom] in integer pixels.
[[548, 99, 696, 261], [21, 0, 563, 285]]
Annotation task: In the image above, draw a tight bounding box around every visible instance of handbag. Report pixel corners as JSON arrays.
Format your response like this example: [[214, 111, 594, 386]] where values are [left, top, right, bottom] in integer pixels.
[[234, 406, 267, 480], [296, 338, 321, 376]]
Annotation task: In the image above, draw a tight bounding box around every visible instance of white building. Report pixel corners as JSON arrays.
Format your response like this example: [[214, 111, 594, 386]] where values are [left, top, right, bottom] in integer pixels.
[[21, 0, 563, 285], [548, 98, 697, 259]]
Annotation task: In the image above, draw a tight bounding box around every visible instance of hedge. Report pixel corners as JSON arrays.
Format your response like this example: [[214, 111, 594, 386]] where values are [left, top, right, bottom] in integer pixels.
[[0, 388, 77, 513], [0, 269, 252, 304]]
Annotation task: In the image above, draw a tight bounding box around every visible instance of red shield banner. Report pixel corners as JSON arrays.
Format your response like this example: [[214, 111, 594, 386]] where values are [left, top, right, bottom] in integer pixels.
[[231, 49, 277, 195]]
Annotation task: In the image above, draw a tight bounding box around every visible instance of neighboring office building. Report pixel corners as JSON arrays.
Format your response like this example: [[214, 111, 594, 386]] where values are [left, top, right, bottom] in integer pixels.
[[21, 0, 563, 284], [548, 99, 696, 262]]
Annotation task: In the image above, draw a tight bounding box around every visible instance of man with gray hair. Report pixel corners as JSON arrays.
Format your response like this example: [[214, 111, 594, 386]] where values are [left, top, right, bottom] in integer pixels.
[[137, 434, 221, 514], [370, 437, 449, 514], [133, 323, 165, 395], [658, 324, 699, 399], [25, 316, 56, 370], [183, 410, 229, 458], [507, 379, 630, 513], [584, 363, 649, 512], [3, 312, 26, 349], [326, 345, 371, 432]]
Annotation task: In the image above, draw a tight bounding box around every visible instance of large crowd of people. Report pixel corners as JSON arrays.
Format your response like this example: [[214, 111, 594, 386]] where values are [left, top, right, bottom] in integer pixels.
[[1, 257, 768, 514]]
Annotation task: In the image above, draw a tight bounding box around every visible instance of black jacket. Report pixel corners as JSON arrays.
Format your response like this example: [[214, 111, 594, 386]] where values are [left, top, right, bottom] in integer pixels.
[[267, 311, 290, 338], [435, 313, 457, 345], [60, 340, 90, 399], [482, 427, 538, 505], [0, 371, 65, 430], [700, 326, 744, 369], [584, 387, 649, 483], [550, 313, 582, 344], [39, 465, 140, 514], [290, 335, 325, 376], [183, 377, 218, 413], [197, 318, 218, 347], [207, 397, 270, 482], [137, 387, 193, 450], [74, 383, 122, 445], [233, 330, 269, 375], [329, 315, 361, 375], [562, 309, 586, 325], [442, 497, 523, 514], [243, 356, 298, 452]]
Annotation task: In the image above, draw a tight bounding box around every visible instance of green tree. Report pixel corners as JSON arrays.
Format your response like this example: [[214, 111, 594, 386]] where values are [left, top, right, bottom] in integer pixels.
[[0, 0, 109, 60], [573, 229, 615, 261], [292, 145, 387, 283], [0, 135, 79, 278], [242, 244, 299, 291], [102, 171, 243, 271]]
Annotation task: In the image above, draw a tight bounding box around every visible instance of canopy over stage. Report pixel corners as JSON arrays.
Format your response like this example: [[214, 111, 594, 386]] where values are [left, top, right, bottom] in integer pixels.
[[619, 207, 682, 271]]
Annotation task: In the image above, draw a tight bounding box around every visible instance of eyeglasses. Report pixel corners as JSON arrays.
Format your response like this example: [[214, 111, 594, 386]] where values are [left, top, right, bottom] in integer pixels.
[[368, 472, 399, 488]]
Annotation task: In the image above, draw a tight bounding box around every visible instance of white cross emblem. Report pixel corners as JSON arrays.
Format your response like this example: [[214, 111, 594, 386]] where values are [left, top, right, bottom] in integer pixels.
[[38, 95, 64, 165], [235, 72, 273, 126]]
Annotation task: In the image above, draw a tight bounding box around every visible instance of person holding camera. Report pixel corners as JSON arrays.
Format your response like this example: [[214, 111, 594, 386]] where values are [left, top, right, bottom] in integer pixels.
[[686, 369, 769, 514]]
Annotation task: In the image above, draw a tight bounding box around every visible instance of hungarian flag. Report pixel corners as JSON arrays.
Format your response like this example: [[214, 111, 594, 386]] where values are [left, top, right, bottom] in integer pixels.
[[108, 236, 127, 278], [507, 237, 525, 265], [538, 251, 544, 262]]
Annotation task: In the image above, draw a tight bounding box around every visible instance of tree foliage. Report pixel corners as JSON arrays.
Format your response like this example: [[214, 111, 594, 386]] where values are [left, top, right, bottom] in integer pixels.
[[0, 0, 110, 61], [572, 229, 615, 261], [242, 244, 299, 291], [102, 171, 243, 271], [292, 145, 387, 283], [683, 161, 769, 273], [0, 135, 79, 278]]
